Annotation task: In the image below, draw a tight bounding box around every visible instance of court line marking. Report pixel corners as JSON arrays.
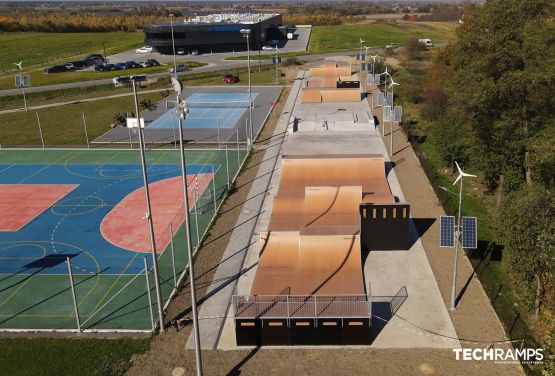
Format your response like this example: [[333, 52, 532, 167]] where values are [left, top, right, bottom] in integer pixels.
[[0, 164, 14, 174], [17, 152, 75, 184]]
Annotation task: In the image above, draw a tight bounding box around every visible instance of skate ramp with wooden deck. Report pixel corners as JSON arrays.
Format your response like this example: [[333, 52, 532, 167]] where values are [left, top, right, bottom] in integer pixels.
[[269, 186, 362, 233], [278, 155, 395, 204], [251, 232, 364, 296]]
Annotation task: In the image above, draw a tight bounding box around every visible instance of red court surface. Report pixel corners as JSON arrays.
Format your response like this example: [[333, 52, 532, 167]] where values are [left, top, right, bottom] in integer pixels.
[[100, 174, 214, 253], [0, 184, 78, 231]]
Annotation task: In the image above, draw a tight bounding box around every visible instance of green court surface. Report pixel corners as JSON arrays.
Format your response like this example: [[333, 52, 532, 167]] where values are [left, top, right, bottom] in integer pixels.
[[0, 148, 248, 331]]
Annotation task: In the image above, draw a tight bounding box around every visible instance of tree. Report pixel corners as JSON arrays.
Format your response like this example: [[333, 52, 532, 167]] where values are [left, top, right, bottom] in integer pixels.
[[404, 37, 423, 61], [497, 185, 554, 319]]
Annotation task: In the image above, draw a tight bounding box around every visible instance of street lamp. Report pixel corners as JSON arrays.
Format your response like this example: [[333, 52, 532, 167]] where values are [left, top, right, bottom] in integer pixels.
[[171, 77, 203, 376], [388, 79, 400, 155], [440, 161, 477, 311], [240, 28, 253, 147], [130, 76, 165, 332], [169, 14, 178, 77], [381, 66, 391, 136]]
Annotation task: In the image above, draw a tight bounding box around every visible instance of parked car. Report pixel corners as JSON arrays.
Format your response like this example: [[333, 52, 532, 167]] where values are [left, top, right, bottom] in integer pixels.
[[191, 49, 199, 56], [112, 76, 132, 86], [85, 54, 104, 64], [141, 59, 160, 68], [177, 48, 186, 55], [169, 64, 187, 73], [63, 62, 75, 70], [95, 63, 115, 72], [71, 60, 89, 69], [125, 61, 141, 69], [385, 42, 398, 49], [418, 38, 433, 47], [43, 65, 67, 74], [262, 45, 275, 51], [136, 46, 153, 54], [114, 63, 128, 70], [223, 73, 240, 84]]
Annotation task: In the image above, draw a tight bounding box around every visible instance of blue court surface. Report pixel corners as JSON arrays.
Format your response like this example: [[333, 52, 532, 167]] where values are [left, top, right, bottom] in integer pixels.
[[0, 161, 216, 276], [148, 92, 259, 130]]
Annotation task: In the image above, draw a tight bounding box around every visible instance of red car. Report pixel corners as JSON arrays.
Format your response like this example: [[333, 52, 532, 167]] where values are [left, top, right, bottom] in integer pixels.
[[223, 74, 240, 84]]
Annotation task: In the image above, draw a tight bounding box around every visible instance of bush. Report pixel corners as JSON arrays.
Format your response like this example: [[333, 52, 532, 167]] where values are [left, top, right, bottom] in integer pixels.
[[282, 57, 301, 67]]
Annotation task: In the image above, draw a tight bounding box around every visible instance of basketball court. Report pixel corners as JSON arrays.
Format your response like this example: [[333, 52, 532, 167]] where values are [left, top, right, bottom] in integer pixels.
[[0, 148, 247, 331]]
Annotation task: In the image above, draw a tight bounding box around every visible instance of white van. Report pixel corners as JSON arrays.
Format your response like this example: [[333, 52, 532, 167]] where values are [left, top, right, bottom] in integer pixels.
[[418, 39, 433, 47]]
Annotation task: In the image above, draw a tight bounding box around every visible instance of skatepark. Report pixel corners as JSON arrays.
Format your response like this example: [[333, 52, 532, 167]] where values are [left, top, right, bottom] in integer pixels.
[[184, 60, 458, 349]]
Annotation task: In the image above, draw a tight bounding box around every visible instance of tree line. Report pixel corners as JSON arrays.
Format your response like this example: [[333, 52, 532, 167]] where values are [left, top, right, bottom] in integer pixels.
[[413, 0, 553, 364]]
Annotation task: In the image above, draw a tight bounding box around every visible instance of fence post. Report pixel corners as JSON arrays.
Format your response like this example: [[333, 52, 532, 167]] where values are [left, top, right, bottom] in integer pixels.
[[36, 112, 45, 149], [66, 257, 81, 332], [193, 179, 200, 248], [217, 120, 221, 148], [82, 112, 90, 149], [236, 128, 240, 168], [143, 257, 155, 331], [245, 118, 250, 149], [169, 223, 177, 288], [225, 145, 230, 189], [314, 296, 317, 326], [211, 165, 217, 213], [128, 127, 133, 149]]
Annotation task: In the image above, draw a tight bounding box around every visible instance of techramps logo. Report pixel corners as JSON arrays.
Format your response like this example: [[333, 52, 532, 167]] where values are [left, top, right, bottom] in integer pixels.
[[453, 347, 544, 365]]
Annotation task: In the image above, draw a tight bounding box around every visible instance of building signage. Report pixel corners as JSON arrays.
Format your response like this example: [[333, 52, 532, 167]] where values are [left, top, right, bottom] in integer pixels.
[[208, 25, 242, 32]]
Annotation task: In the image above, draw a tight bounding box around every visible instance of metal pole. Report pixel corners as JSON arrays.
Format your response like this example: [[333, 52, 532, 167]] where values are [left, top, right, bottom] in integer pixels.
[[450, 177, 464, 311], [211, 164, 217, 213], [382, 75, 387, 136], [132, 79, 165, 331], [169, 223, 177, 288], [143, 257, 155, 331], [66, 257, 81, 332], [275, 48, 279, 84], [128, 126, 133, 149], [246, 33, 254, 145], [175, 94, 203, 376], [225, 145, 230, 189], [22, 88, 28, 112], [244, 118, 249, 148], [172, 114, 177, 149], [236, 128, 240, 167], [36, 112, 45, 148], [193, 178, 200, 246], [170, 15, 177, 78], [82, 112, 90, 149], [216, 119, 221, 148], [390, 83, 394, 155]]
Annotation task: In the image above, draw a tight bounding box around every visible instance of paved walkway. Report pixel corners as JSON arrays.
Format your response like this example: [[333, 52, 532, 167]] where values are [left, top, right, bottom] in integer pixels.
[[185, 71, 305, 349]]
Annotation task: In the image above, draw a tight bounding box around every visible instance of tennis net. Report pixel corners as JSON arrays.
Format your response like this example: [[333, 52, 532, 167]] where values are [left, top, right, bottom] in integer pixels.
[[186, 100, 251, 109]]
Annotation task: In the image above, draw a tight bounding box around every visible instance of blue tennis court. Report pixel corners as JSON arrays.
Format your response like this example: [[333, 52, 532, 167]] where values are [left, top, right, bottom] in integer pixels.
[[148, 92, 259, 130]]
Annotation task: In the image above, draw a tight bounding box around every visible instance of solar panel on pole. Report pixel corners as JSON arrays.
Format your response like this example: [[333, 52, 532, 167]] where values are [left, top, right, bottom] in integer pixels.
[[386, 92, 393, 107], [394, 106, 402, 122], [22, 75, 30, 87], [461, 216, 477, 249], [360, 63, 367, 71], [15, 75, 21, 87], [374, 74, 381, 84], [356, 53, 361, 61], [377, 92, 384, 106], [440, 215, 455, 247], [383, 106, 392, 122], [361, 53, 366, 60]]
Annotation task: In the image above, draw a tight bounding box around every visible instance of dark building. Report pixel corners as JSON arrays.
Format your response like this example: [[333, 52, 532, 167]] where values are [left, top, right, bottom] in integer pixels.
[[144, 13, 284, 55]]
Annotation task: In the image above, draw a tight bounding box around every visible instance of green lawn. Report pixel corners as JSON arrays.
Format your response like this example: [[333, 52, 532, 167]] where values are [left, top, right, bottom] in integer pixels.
[[0, 61, 206, 90], [0, 337, 151, 376], [0, 32, 144, 73], [0, 91, 164, 147], [309, 22, 457, 53]]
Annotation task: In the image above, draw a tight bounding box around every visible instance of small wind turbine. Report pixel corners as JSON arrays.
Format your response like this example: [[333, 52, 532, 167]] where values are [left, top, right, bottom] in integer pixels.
[[14, 61, 23, 70], [453, 161, 477, 185]]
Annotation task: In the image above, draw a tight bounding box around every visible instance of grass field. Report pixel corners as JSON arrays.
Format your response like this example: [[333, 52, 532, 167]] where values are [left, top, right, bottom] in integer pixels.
[[0, 32, 144, 73], [0, 337, 151, 376], [0, 61, 206, 90], [309, 22, 457, 53], [0, 91, 164, 147]]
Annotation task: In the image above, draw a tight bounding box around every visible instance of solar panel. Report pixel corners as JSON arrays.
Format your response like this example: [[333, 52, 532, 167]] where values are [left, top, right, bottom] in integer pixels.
[[375, 74, 381, 84], [461, 216, 477, 249], [360, 63, 367, 72], [383, 106, 392, 122], [377, 92, 384, 106], [440, 216, 455, 247], [394, 106, 403, 122], [386, 92, 394, 107], [356, 53, 362, 60]]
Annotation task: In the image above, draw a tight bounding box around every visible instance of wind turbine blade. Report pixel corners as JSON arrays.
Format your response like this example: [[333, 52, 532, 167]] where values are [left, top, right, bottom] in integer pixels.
[[453, 174, 462, 186], [462, 172, 477, 178], [455, 161, 463, 176]]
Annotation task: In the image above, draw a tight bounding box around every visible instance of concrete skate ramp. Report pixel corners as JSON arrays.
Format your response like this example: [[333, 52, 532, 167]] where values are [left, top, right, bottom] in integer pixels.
[[269, 186, 362, 232], [278, 156, 394, 203], [251, 232, 364, 296], [309, 65, 351, 77], [301, 89, 322, 103], [321, 89, 360, 103], [282, 133, 384, 157]]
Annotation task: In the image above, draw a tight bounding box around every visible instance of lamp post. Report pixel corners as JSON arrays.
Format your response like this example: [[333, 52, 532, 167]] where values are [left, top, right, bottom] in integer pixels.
[[130, 76, 165, 332], [381, 66, 390, 137], [439, 162, 476, 311], [14, 61, 27, 111], [240, 28, 253, 147], [171, 77, 203, 376], [169, 14, 178, 77], [388, 79, 399, 155], [274, 47, 279, 84]]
